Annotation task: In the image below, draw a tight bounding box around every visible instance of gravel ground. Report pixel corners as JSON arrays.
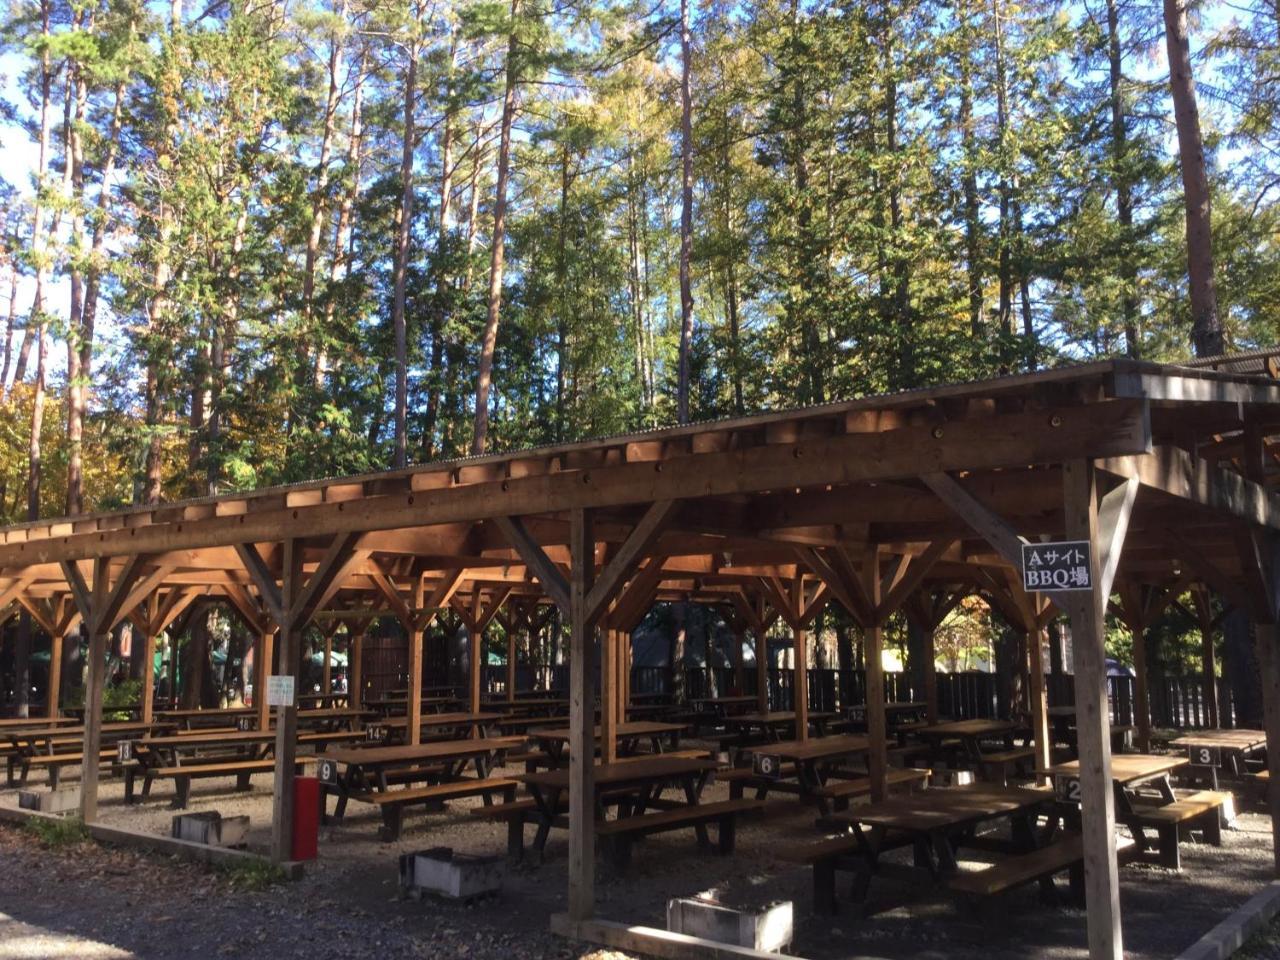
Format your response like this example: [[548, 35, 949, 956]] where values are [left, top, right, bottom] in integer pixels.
[[0, 744, 1274, 960]]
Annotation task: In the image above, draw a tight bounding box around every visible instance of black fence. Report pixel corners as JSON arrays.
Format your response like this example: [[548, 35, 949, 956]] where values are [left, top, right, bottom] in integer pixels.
[[440, 659, 1236, 730]]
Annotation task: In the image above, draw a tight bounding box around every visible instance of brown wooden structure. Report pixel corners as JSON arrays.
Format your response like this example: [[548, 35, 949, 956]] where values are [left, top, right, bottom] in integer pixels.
[[2, 357, 1280, 959]]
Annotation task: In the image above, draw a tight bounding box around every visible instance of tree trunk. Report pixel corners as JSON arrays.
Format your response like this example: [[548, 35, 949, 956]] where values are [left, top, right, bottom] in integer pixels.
[[676, 0, 695, 424], [423, 27, 457, 460], [390, 8, 419, 469], [471, 0, 520, 455], [1106, 0, 1140, 358], [1163, 0, 1222, 358]]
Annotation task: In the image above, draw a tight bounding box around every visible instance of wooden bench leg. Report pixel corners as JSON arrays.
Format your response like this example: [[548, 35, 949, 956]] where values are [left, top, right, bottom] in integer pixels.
[[173, 776, 192, 810], [1067, 861, 1086, 907], [716, 815, 737, 855], [48, 765, 61, 789], [142, 771, 155, 799], [606, 836, 632, 871], [1158, 825, 1180, 870], [507, 815, 525, 861], [813, 859, 837, 914], [124, 768, 136, 805], [1203, 812, 1223, 846], [235, 771, 252, 791], [380, 805, 403, 843], [729, 780, 743, 801]]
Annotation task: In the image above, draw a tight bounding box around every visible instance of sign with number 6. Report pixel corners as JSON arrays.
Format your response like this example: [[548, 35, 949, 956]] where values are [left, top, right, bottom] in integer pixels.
[[753, 753, 783, 780]]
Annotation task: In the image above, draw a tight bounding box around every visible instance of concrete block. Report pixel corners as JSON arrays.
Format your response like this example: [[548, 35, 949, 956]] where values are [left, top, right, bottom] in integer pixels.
[[171, 811, 250, 848], [933, 769, 975, 787], [399, 847, 504, 900], [666, 897, 793, 953], [18, 787, 80, 814]]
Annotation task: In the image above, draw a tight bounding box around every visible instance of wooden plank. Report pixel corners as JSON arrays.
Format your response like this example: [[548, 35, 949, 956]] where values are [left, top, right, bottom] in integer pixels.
[[0, 398, 1153, 568], [1099, 445, 1280, 531], [1253, 622, 1280, 876], [1115, 582, 1152, 752], [270, 539, 302, 864], [583, 500, 679, 626], [256, 630, 275, 732], [234, 544, 284, 626], [1060, 458, 1122, 960], [496, 515, 571, 615], [286, 532, 362, 624], [861, 548, 888, 801], [1096, 475, 1139, 600], [879, 540, 953, 621], [601, 628, 618, 764], [80, 630, 108, 821], [550, 913, 790, 960], [47, 631, 63, 720], [793, 580, 809, 743], [568, 507, 595, 921]]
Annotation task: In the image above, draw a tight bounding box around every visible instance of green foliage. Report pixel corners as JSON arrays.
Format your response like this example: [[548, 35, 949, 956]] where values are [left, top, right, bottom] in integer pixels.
[[24, 816, 90, 848], [218, 857, 288, 891]]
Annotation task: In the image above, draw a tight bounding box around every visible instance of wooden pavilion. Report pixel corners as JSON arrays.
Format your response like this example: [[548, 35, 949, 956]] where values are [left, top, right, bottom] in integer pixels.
[[1, 356, 1279, 960]]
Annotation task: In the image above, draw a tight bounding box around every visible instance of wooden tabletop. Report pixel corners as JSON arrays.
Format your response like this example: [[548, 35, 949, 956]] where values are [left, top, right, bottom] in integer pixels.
[[915, 719, 1021, 738], [1047, 706, 1076, 717], [158, 707, 254, 718], [727, 711, 837, 727], [529, 721, 687, 742], [1169, 729, 1267, 750], [323, 736, 524, 767], [840, 783, 1052, 832], [8, 721, 165, 739], [521, 755, 716, 790], [1041, 753, 1189, 785], [690, 696, 756, 705], [750, 733, 871, 762], [379, 712, 502, 729], [140, 729, 274, 749], [0, 717, 78, 729]]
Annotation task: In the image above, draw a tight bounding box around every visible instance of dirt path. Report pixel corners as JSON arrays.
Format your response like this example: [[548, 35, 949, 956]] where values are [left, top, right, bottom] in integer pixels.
[[0, 823, 630, 960]]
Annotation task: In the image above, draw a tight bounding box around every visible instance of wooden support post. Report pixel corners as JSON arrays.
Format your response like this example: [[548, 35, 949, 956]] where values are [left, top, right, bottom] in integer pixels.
[[922, 621, 938, 724], [793, 580, 809, 742], [1061, 459, 1122, 960], [1257, 622, 1280, 875], [568, 507, 596, 922], [602, 628, 618, 763], [507, 629, 517, 703], [407, 625, 424, 745], [1115, 585, 1151, 752], [862, 549, 888, 801], [350, 632, 364, 710], [270, 541, 303, 865], [141, 631, 157, 724], [733, 628, 745, 693], [82, 629, 109, 820], [257, 630, 274, 731], [470, 627, 483, 714], [1028, 626, 1051, 780], [322, 630, 333, 694], [1193, 589, 1218, 728], [756, 632, 769, 712], [47, 632, 64, 719]]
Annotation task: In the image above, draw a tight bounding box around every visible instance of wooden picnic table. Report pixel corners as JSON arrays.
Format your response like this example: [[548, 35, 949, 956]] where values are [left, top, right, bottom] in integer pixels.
[[367, 695, 458, 716], [519, 755, 719, 857], [3, 720, 174, 786], [319, 736, 524, 820], [528, 720, 687, 762], [369, 712, 503, 743], [847, 701, 928, 727], [689, 696, 756, 719], [742, 732, 870, 811], [488, 697, 569, 718], [912, 718, 1025, 766], [832, 783, 1054, 890], [295, 707, 370, 731], [157, 707, 256, 730], [1041, 754, 1188, 814], [1169, 729, 1267, 784], [724, 710, 836, 742], [298, 692, 349, 707], [0, 716, 78, 729]]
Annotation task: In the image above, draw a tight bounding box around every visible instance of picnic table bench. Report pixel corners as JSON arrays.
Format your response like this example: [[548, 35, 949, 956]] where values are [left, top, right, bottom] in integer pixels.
[[798, 783, 1054, 911], [739, 733, 872, 814], [908, 719, 1028, 776], [723, 711, 836, 744], [367, 712, 503, 744], [1043, 754, 1223, 869], [4, 721, 171, 786], [318, 736, 524, 837], [527, 721, 687, 763], [1169, 728, 1267, 787], [519, 756, 721, 862]]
